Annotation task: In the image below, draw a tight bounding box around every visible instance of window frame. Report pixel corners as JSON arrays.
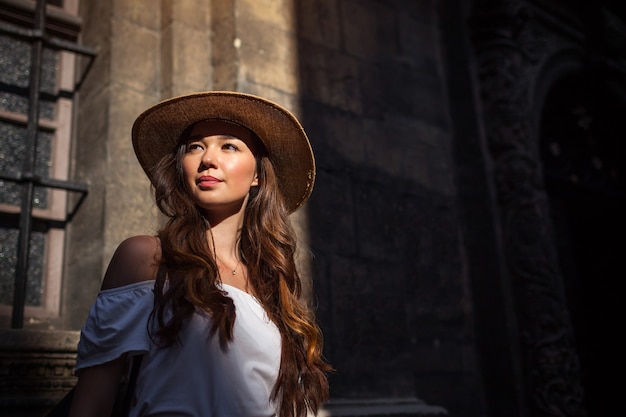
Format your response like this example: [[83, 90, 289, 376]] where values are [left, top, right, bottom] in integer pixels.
[[0, 0, 94, 327]]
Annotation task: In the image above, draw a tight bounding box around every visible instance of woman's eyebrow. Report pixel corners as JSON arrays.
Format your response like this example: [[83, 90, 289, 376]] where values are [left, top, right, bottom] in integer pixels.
[[187, 133, 239, 141]]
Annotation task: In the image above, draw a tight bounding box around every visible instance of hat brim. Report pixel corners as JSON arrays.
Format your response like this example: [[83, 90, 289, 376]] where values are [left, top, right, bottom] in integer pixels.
[[131, 91, 315, 213]]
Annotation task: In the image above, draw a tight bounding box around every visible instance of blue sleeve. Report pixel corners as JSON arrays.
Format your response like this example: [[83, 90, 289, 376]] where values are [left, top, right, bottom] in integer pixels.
[[75, 280, 155, 372]]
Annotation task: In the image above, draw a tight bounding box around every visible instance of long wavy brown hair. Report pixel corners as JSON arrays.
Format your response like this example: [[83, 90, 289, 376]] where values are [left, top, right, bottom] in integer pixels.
[[147, 125, 330, 416]]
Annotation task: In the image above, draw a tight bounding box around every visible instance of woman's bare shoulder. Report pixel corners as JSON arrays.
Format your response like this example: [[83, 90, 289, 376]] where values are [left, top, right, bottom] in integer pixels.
[[101, 235, 161, 290]]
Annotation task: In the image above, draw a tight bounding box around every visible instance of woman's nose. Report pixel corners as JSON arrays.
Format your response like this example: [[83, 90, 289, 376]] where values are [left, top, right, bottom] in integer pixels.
[[201, 147, 217, 168]]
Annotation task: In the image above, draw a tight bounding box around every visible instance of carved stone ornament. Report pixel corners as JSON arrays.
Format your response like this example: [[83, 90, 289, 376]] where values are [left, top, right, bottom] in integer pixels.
[[0, 330, 79, 410], [470, 0, 587, 415]]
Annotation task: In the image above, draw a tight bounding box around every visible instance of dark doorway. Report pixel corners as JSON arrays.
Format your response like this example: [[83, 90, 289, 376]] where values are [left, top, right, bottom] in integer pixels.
[[540, 72, 624, 416]]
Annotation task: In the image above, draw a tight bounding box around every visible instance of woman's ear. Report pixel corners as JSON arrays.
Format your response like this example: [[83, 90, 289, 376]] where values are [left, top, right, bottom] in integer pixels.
[[251, 174, 259, 187]]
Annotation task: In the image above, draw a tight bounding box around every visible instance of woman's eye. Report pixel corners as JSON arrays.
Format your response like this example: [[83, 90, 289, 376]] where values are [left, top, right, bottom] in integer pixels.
[[186, 143, 203, 152], [222, 143, 239, 151]]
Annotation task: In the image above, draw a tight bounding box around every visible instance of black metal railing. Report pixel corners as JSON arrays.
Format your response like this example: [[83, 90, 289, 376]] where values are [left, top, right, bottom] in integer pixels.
[[0, 0, 96, 328]]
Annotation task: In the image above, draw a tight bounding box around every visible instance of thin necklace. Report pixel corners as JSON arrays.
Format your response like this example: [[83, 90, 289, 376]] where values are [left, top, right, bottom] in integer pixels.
[[207, 229, 243, 276], [230, 258, 242, 275], [217, 256, 242, 275]]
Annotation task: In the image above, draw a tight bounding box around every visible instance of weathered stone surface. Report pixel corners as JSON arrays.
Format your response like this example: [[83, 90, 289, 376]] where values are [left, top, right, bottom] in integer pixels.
[[0, 330, 79, 414], [239, 0, 295, 32], [340, 0, 398, 62], [110, 18, 159, 94], [298, 41, 362, 113], [237, 17, 300, 94], [162, 0, 210, 30], [161, 21, 213, 97], [161, 0, 212, 97], [295, 0, 341, 48], [113, 0, 160, 31]]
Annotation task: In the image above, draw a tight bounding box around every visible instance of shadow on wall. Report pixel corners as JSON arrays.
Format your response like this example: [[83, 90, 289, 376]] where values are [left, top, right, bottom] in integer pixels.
[[294, 1, 477, 414]]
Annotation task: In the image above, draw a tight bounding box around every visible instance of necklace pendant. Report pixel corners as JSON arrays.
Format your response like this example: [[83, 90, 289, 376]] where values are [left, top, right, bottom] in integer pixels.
[[232, 270, 237, 275]]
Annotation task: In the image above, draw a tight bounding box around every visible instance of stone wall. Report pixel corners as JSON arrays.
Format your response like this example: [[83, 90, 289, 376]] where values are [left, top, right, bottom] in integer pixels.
[[4, 0, 623, 415], [0, 330, 79, 416], [292, 1, 478, 414], [2, 0, 479, 416]]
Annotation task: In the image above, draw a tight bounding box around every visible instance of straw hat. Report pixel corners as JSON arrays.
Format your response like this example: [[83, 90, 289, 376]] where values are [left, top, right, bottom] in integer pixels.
[[131, 91, 315, 213]]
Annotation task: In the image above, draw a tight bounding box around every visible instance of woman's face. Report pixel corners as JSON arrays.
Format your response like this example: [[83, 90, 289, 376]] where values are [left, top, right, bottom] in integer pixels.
[[181, 120, 259, 215]]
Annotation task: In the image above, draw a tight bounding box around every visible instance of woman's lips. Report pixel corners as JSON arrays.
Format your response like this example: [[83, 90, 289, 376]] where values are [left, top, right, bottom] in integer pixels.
[[197, 175, 222, 187]]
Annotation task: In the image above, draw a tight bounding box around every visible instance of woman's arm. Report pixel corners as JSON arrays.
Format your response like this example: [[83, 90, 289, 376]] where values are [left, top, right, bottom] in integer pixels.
[[69, 235, 160, 416], [100, 235, 161, 290], [68, 357, 125, 417]]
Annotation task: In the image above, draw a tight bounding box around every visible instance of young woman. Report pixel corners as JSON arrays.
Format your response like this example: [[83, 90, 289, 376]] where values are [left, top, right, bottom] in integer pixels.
[[69, 91, 331, 417]]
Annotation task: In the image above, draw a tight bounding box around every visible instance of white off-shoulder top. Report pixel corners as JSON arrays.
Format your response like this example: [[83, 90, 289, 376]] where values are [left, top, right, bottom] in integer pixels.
[[76, 280, 281, 417]]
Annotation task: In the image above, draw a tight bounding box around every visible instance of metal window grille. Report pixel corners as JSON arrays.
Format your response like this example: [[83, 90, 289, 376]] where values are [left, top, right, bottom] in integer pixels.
[[0, 0, 96, 328]]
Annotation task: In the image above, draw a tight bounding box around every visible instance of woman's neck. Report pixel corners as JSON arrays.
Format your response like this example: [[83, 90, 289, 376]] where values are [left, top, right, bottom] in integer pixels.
[[207, 215, 254, 292], [206, 214, 243, 259]]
